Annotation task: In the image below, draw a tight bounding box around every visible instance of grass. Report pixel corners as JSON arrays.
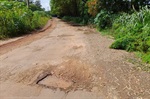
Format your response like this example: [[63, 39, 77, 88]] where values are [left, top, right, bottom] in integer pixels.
[[109, 7, 150, 64], [0, 1, 50, 39]]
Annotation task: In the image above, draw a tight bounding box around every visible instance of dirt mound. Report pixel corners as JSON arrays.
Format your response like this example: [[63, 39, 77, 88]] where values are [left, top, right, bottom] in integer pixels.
[[37, 59, 92, 92], [53, 59, 91, 84], [14, 59, 92, 92]]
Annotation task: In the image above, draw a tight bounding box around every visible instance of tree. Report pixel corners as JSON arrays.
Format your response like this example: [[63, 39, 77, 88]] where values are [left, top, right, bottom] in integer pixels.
[[130, 0, 149, 11], [35, 0, 41, 8], [29, 0, 44, 11], [50, 0, 86, 16], [50, 0, 150, 17]]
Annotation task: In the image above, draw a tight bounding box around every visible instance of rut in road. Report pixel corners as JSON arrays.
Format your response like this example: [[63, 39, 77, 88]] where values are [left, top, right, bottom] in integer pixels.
[[0, 18, 150, 99]]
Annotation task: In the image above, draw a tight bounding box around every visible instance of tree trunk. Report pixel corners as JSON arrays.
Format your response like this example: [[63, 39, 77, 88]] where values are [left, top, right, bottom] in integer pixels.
[[26, 0, 29, 8]]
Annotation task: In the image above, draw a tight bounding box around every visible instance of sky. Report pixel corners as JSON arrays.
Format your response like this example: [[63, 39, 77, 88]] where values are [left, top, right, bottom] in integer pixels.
[[33, 0, 50, 11], [40, 0, 50, 11]]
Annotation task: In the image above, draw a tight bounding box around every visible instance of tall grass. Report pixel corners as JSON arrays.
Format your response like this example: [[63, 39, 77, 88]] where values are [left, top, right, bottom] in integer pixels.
[[0, 1, 50, 39], [111, 7, 150, 63]]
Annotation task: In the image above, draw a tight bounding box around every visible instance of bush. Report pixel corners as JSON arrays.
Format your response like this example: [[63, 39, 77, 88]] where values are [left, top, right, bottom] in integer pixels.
[[94, 10, 118, 30], [110, 36, 137, 51], [0, 1, 50, 39], [31, 11, 50, 29], [111, 7, 150, 63], [62, 16, 91, 25]]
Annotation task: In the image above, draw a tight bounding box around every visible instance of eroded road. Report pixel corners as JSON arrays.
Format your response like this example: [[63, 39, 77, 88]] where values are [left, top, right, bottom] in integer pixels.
[[0, 19, 150, 99]]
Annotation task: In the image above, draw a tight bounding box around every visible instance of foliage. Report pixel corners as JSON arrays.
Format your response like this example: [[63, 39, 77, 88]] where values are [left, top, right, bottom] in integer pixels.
[[111, 7, 150, 63], [87, 0, 98, 16], [62, 16, 89, 25], [0, 1, 49, 39], [34, 0, 41, 8], [94, 10, 112, 29], [50, 0, 82, 16], [31, 11, 50, 29], [96, 0, 150, 12], [29, 3, 44, 11]]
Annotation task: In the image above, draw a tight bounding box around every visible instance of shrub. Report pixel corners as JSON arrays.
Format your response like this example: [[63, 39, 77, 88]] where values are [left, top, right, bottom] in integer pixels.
[[62, 16, 90, 25], [31, 11, 49, 29], [111, 7, 150, 63], [0, 1, 50, 39], [94, 10, 118, 30]]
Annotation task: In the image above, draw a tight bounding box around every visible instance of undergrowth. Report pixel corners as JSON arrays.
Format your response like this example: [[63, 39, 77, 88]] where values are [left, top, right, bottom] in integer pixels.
[[0, 1, 50, 39], [62, 16, 94, 25], [110, 7, 150, 63]]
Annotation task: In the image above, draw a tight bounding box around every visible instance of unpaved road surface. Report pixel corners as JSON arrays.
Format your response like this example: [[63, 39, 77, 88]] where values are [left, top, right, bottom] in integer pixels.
[[0, 19, 150, 99]]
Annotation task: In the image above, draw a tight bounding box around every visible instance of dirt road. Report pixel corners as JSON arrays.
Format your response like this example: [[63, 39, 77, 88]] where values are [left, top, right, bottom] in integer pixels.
[[0, 18, 150, 99]]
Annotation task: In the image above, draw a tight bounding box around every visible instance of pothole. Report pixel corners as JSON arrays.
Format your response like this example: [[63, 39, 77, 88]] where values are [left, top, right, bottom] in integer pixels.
[[77, 28, 97, 34], [57, 34, 74, 37], [37, 74, 73, 90], [36, 59, 92, 91], [13, 59, 93, 92], [84, 30, 97, 34], [72, 45, 83, 50]]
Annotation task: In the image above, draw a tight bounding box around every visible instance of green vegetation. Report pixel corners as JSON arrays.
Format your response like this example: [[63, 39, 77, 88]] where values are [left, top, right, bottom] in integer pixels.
[[50, 0, 90, 24], [50, 0, 150, 64], [111, 7, 150, 63], [0, 0, 50, 39]]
